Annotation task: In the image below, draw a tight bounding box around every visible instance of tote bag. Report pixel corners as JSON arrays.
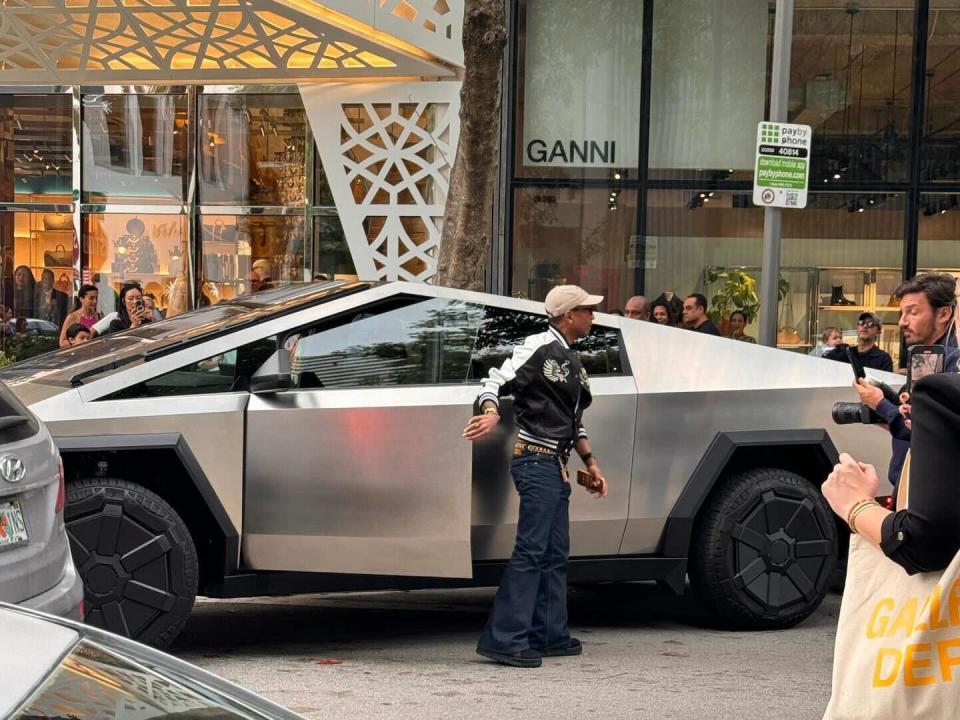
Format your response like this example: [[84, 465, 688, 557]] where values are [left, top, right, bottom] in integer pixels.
[[823, 456, 960, 719]]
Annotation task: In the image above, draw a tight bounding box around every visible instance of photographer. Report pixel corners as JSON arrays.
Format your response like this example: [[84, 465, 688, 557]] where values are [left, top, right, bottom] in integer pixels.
[[852, 273, 958, 488], [104, 283, 153, 335]]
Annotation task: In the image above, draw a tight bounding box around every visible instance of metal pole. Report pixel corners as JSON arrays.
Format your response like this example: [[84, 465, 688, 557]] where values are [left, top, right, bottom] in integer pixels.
[[759, 0, 794, 347]]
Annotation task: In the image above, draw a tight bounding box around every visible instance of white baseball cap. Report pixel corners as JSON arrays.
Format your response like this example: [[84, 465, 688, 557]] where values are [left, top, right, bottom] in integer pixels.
[[252, 258, 273, 279], [544, 285, 604, 318]]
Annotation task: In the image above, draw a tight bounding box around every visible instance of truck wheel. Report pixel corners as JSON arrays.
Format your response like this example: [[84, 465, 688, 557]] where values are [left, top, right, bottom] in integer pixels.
[[65, 478, 198, 648], [689, 467, 837, 629]]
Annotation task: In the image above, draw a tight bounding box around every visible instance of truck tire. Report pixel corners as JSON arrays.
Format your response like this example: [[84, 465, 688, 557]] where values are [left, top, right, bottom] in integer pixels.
[[689, 467, 837, 629], [65, 478, 198, 648]]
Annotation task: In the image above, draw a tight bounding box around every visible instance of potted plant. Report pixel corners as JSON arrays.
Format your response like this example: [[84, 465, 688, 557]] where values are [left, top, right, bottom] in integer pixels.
[[706, 268, 789, 333]]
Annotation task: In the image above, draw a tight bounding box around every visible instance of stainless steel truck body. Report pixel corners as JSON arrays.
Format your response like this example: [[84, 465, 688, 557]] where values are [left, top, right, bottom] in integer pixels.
[[0, 281, 893, 645]]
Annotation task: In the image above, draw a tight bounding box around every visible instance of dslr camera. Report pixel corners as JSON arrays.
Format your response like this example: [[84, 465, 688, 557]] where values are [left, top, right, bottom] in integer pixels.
[[832, 401, 883, 425], [831, 346, 898, 426]]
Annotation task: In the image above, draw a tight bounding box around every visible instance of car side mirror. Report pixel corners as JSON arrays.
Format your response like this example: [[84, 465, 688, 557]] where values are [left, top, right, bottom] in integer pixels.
[[250, 348, 291, 394]]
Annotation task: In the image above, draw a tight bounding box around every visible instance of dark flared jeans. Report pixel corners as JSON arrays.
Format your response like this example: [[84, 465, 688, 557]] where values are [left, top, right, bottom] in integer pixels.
[[478, 452, 572, 654]]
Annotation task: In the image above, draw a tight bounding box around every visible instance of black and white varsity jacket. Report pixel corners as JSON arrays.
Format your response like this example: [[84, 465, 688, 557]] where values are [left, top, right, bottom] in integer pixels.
[[477, 325, 592, 453]]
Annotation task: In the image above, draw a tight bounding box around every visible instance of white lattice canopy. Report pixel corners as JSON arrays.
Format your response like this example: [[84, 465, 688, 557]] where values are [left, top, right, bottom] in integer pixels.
[[0, 0, 461, 83]]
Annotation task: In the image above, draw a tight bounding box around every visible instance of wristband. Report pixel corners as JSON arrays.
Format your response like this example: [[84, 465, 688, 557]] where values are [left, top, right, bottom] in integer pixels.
[[580, 452, 596, 465], [847, 498, 880, 534]]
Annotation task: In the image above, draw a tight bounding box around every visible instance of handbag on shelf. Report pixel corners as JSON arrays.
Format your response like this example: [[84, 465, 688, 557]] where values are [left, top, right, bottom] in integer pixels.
[[44, 244, 71, 268], [822, 454, 960, 719], [54, 273, 71, 295], [43, 213, 73, 231], [202, 219, 237, 244], [776, 297, 802, 345]]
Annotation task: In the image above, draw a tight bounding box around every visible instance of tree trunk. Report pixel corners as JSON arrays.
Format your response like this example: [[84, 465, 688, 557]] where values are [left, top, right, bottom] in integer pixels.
[[434, 0, 507, 290]]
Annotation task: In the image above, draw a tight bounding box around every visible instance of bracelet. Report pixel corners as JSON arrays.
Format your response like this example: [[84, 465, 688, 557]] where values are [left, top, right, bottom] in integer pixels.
[[847, 498, 880, 534], [850, 502, 880, 535], [580, 452, 597, 466], [847, 498, 870, 533], [482, 407, 499, 416]]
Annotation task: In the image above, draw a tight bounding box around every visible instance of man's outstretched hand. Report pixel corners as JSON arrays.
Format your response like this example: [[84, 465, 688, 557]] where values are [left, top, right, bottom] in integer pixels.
[[463, 413, 499, 441]]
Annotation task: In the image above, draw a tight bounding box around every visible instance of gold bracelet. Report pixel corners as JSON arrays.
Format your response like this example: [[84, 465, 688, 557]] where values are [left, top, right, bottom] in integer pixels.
[[851, 501, 881, 535], [482, 407, 499, 416], [846, 499, 874, 533], [847, 499, 880, 534]]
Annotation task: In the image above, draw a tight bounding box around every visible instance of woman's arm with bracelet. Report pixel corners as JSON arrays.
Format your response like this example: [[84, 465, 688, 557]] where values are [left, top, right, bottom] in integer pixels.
[[823, 373, 960, 574]]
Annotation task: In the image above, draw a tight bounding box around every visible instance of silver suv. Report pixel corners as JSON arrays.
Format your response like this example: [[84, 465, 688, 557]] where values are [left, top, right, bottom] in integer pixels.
[[0, 380, 83, 619], [0, 281, 892, 646]]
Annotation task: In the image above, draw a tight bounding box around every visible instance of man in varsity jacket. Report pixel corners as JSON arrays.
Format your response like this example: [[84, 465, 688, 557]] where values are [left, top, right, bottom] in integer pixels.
[[463, 284, 608, 668]]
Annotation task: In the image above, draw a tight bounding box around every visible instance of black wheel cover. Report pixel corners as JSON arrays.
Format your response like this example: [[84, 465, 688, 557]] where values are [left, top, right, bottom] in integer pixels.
[[66, 478, 198, 647], [691, 468, 838, 629], [728, 491, 833, 617]]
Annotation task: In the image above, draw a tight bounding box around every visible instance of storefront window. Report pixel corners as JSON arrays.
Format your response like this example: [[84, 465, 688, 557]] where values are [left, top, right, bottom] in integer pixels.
[[782, 192, 905, 360], [199, 95, 306, 206], [645, 189, 765, 335], [512, 187, 638, 307], [81, 94, 188, 204], [648, 0, 771, 181], [918, 193, 960, 272], [83, 213, 189, 319], [0, 209, 75, 362], [0, 95, 72, 202], [514, 0, 644, 181], [312, 213, 356, 280], [199, 214, 304, 304], [923, 3, 960, 182], [314, 148, 335, 206], [790, 2, 914, 185]]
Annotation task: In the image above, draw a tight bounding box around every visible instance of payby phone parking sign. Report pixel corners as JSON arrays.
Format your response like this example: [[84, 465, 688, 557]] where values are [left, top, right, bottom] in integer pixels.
[[752, 122, 811, 209]]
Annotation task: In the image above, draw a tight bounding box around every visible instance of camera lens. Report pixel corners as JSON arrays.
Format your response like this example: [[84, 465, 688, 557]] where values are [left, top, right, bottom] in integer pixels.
[[832, 402, 866, 425]]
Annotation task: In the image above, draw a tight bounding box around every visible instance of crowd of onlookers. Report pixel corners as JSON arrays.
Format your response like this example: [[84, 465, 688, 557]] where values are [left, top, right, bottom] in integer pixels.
[[609, 292, 754, 342], [609, 292, 895, 368], [0, 275, 165, 349]]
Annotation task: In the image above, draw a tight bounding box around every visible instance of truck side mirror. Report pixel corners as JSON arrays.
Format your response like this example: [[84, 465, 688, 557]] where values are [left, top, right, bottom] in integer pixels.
[[250, 348, 290, 394]]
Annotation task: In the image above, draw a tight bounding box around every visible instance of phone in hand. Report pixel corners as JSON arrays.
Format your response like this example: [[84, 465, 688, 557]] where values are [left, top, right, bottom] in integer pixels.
[[134, 297, 145, 314], [576, 469, 603, 493], [906, 345, 946, 393], [846, 345, 866, 380]]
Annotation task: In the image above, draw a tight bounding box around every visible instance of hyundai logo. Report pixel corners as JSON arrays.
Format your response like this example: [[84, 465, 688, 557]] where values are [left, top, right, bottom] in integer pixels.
[[0, 454, 26, 483]]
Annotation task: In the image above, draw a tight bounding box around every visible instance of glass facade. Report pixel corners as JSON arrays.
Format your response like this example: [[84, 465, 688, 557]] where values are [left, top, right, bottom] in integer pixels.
[[507, 0, 960, 353], [0, 86, 355, 362]]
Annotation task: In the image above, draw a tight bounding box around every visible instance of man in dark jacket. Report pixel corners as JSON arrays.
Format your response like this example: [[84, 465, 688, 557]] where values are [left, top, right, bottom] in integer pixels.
[[682, 293, 721, 335], [824, 312, 894, 372], [463, 285, 608, 668], [851, 273, 958, 488]]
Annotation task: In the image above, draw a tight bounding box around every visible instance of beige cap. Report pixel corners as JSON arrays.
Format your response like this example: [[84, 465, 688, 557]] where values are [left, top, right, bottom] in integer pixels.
[[544, 285, 604, 318], [252, 258, 273, 279]]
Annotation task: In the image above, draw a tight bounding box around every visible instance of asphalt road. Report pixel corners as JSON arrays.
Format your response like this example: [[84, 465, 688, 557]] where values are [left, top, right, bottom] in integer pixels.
[[174, 584, 839, 720]]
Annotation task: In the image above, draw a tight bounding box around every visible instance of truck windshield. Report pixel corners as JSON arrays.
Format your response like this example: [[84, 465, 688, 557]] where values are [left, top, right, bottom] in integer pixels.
[[0, 282, 370, 388]]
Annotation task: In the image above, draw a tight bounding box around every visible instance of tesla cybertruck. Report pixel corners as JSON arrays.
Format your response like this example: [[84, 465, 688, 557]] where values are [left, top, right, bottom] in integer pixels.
[[0, 281, 892, 645]]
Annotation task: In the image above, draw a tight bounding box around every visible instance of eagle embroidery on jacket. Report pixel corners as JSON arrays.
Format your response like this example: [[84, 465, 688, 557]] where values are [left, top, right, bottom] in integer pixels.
[[543, 358, 570, 383]]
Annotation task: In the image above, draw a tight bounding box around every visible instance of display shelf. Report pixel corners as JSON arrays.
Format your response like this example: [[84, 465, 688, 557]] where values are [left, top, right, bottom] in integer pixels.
[[816, 267, 908, 365], [817, 305, 900, 312]]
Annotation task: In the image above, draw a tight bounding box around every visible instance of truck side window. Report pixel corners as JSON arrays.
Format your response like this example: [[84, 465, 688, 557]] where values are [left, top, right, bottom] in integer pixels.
[[289, 297, 485, 388], [98, 337, 277, 399], [469, 306, 626, 379]]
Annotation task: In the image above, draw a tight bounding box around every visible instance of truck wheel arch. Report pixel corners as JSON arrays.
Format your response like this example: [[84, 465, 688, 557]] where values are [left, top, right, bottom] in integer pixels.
[[659, 429, 841, 559], [56, 433, 239, 590]]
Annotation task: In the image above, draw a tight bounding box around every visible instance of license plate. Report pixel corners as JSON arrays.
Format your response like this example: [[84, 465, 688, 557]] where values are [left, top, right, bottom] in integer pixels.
[[0, 499, 28, 550]]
